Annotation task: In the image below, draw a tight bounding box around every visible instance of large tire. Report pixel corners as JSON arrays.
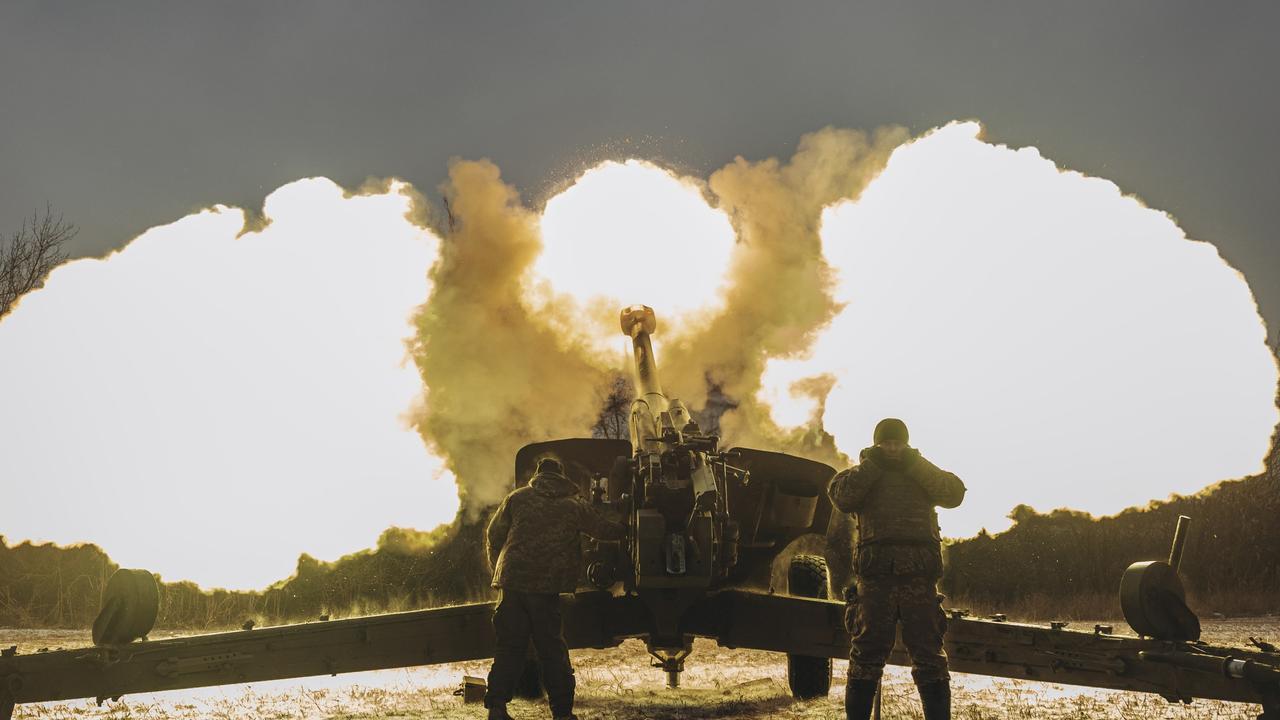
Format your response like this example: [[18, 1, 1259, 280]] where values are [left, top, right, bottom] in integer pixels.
[[787, 554, 832, 700]]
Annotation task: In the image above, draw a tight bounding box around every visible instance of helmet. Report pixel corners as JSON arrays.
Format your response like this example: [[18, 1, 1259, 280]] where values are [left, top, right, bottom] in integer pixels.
[[873, 418, 909, 445], [536, 457, 566, 477]]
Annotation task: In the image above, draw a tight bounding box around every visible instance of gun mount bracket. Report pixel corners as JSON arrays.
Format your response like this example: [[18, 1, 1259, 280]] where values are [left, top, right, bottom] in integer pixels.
[[1121, 516, 1202, 642], [92, 569, 159, 647], [1120, 561, 1200, 641], [1249, 637, 1279, 654], [648, 640, 692, 689]]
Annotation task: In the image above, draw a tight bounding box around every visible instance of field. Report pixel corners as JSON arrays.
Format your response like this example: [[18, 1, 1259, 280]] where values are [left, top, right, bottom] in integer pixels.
[[6, 618, 1276, 719]]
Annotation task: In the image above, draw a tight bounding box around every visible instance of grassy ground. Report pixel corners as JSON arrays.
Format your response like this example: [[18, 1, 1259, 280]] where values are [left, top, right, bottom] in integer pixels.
[[6, 617, 1276, 719]]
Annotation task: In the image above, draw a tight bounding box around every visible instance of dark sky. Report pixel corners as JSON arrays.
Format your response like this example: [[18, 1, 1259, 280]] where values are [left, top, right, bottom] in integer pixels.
[[3, 1, 1277, 341]]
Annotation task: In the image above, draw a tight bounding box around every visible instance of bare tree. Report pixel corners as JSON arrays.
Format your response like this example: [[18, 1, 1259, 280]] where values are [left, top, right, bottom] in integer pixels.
[[592, 373, 634, 440], [1, 205, 76, 317]]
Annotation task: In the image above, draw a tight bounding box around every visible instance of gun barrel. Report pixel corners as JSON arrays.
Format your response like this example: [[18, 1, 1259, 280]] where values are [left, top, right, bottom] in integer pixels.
[[620, 305, 667, 410], [630, 329, 664, 399]]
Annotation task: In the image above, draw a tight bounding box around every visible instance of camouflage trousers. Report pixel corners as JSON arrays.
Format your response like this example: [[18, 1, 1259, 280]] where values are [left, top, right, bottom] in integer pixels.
[[845, 574, 950, 683], [485, 590, 576, 716]]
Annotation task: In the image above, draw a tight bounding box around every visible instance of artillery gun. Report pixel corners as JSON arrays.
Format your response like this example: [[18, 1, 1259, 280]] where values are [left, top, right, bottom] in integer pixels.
[[515, 304, 839, 689], [3, 306, 1278, 719]]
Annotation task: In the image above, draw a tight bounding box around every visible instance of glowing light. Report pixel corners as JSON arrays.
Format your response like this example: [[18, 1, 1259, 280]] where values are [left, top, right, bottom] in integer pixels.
[[764, 122, 1278, 537], [534, 160, 736, 352], [759, 359, 828, 428], [0, 178, 455, 590]]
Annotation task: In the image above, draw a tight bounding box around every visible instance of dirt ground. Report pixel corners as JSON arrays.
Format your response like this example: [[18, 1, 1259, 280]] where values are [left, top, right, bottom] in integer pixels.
[[5, 618, 1276, 719]]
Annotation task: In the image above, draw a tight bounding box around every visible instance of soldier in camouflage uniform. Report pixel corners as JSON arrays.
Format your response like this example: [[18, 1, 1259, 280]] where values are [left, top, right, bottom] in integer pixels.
[[484, 457, 625, 720], [827, 418, 966, 720]]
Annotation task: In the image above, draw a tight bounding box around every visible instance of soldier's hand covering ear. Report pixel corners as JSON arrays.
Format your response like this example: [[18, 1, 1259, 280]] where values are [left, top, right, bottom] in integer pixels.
[[900, 447, 921, 468], [861, 447, 890, 472], [904, 457, 966, 509]]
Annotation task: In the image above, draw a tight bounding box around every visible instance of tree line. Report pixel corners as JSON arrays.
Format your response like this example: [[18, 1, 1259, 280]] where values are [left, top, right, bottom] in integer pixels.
[[0, 522, 489, 630], [5, 448, 1276, 629], [941, 470, 1278, 618]]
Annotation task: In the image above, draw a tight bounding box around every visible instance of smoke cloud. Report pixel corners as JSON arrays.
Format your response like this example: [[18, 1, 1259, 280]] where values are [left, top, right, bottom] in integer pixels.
[[532, 159, 738, 358], [410, 160, 612, 513], [4, 122, 1275, 592], [662, 126, 910, 462], [0, 179, 453, 589], [501, 129, 911, 468], [763, 122, 1279, 536]]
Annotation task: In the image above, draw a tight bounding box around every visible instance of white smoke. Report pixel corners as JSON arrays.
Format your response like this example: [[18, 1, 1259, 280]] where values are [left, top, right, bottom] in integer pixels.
[[763, 122, 1279, 536], [0, 178, 454, 590], [3, 122, 1275, 593], [532, 159, 737, 358]]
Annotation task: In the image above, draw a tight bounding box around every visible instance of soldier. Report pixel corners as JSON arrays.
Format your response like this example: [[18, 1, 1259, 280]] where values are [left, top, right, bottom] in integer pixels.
[[484, 456, 625, 720], [828, 418, 966, 720]]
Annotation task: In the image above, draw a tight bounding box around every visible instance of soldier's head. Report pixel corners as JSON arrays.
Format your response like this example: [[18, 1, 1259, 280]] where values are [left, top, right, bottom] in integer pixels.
[[535, 456, 566, 478], [873, 418, 909, 460]]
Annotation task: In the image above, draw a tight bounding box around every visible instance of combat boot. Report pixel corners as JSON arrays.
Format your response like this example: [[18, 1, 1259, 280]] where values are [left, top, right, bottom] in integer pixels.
[[487, 705, 514, 720], [844, 678, 878, 720], [917, 679, 951, 720]]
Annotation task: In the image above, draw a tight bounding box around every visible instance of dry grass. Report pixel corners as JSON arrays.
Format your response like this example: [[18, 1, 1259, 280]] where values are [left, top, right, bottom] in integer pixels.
[[7, 619, 1276, 720]]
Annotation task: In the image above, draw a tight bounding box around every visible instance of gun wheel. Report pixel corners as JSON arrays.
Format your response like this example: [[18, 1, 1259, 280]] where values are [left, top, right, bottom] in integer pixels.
[[786, 554, 832, 699]]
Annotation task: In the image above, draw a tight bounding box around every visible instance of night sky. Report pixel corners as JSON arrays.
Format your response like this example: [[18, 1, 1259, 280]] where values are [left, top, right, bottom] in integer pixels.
[[2, 1, 1277, 341]]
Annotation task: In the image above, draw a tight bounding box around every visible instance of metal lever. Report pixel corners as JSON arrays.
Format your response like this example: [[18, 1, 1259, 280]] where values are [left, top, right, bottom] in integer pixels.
[[1168, 515, 1191, 571]]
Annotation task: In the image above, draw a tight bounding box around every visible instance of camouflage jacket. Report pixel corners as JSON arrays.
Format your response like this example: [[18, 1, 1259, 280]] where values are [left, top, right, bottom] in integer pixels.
[[828, 447, 965, 578], [486, 471, 625, 593]]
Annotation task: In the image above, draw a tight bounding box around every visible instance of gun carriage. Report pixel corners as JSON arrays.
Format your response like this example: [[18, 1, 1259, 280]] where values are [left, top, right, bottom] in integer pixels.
[[3, 306, 1277, 719]]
